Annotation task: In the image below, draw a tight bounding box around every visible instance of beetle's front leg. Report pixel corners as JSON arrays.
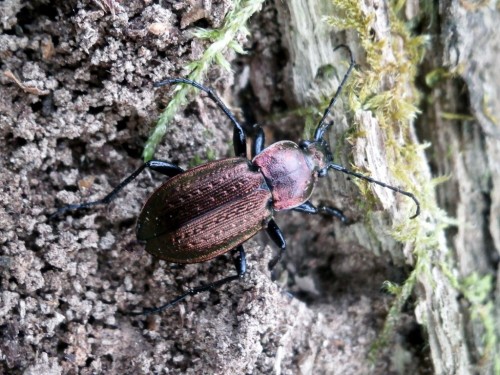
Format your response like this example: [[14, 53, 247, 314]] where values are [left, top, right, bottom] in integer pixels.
[[293, 200, 348, 224], [154, 78, 248, 158], [50, 160, 183, 218], [252, 125, 265, 158], [266, 219, 286, 270], [131, 245, 247, 315]]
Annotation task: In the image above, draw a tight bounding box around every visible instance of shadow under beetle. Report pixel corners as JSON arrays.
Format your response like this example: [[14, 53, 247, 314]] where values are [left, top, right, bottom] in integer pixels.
[[52, 45, 420, 314]]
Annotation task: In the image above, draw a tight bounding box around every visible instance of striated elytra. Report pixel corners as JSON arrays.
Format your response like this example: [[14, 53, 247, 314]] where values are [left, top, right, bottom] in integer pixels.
[[51, 45, 420, 314]]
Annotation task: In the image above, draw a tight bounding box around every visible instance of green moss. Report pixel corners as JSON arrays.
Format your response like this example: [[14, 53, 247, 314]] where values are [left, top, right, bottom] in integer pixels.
[[425, 67, 453, 88], [482, 94, 499, 126], [440, 112, 475, 121], [142, 0, 265, 161], [187, 154, 205, 168], [206, 148, 217, 161], [186, 143, 218, 168]]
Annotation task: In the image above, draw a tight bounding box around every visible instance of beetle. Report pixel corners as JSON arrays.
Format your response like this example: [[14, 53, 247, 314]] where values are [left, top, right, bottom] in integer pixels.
[[52, 45, 420, 314]]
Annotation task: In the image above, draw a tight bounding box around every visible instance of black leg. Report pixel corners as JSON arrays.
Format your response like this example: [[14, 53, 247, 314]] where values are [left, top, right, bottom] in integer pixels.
[[292, 201, 318, 214], [293, 200, 348, 224], [154, 78, 248, 158], [252, 125, 265, 158], [318, 205, 348, 224], [266, 219, 286, 270], [50, 160, 184, 218], [146, 160, 185, 176], [131, 245, 247, 315]]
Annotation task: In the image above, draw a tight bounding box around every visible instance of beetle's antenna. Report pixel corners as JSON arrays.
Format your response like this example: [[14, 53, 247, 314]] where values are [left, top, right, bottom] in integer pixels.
[[314, 45, 355, 142], [327, 163, 421, 219]]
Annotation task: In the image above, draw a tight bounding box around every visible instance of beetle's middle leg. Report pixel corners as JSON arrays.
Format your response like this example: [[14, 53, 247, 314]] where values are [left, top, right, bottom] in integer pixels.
[[132, 245, 247, 315], [154, 78, 248, 158], [266, 219, 286, 270], [293, 200, 348, 224], [50, 160, 183, 218]]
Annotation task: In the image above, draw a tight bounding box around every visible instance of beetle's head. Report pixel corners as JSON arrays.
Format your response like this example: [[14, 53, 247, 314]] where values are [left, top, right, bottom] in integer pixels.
[[299, 138, 332, 176]]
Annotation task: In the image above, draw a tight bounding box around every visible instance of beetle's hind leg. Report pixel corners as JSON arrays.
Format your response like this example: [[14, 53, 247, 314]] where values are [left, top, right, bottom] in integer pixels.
[[293, 200, 348, 224], [50, 160, 183, 218], [131, 245, 247, 315], [154, 78, 248, 158]]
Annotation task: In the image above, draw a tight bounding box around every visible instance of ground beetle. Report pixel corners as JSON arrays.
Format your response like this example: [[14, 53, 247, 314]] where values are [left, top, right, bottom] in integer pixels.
[[52, 46, 420, 314]]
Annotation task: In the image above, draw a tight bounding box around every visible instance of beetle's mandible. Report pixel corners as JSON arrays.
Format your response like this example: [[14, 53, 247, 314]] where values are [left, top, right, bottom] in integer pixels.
[[51, 45, 420, 314]]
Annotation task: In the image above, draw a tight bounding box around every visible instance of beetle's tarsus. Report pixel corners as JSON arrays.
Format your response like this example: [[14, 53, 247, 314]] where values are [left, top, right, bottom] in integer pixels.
[[318, 205, 349, 224], [48, 200, 107, 219], [293, 201, 349, 224], [50, 160, 183, 219], [154, 77, 248, 157], [130, 246, 247, 315]]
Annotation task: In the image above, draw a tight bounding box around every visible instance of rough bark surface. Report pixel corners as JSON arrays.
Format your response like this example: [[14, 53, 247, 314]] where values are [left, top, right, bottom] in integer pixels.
[[1, 0, 498, 374], [426, 1, 500, 373]]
